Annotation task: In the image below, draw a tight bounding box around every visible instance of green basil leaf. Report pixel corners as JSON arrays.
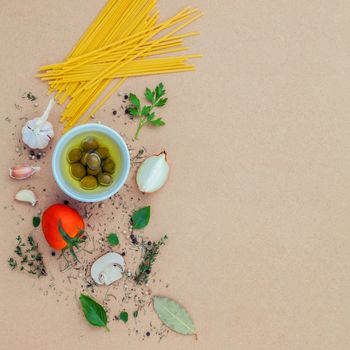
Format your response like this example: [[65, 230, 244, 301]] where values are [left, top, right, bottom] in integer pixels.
[[107, 233, 119, 246], [153, 296, 196, 336], [119, 311, 128, 323], [32, 216, 40, 228], [131, 206, 150, 229], [129, 93, 140, 110], [79, 294, 108, 329]]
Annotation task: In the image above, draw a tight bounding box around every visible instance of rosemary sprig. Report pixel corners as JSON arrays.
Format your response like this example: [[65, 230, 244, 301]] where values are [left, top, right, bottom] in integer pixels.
[[8, 235, 47, 277], [134, 235, 168, 284]]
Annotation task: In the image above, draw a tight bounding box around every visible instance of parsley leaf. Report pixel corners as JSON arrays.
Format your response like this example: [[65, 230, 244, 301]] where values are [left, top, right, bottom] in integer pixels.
[[128, 83, 168, 139]]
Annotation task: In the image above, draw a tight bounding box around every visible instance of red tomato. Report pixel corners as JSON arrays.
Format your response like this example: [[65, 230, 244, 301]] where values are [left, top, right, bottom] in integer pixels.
[[42, 204, 85, 250]]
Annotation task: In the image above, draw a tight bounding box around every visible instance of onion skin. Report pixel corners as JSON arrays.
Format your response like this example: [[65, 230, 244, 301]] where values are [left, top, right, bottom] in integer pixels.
[[136, 151, 169, 193]]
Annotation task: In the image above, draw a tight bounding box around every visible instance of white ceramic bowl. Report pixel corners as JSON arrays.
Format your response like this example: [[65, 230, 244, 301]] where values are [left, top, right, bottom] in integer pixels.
[[52, 124, 130, 202]]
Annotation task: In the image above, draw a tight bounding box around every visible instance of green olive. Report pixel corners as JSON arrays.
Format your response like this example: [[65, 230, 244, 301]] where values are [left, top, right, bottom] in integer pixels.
[[68, 148, 82, 163], [70, 163, 86, 180], [102, 158, 116, 173], [96, 147, 110, 159], [80, 152, 89, 166], [98, 172, 113, 186], [86, 153, 101, 170], [87, 167, 102, 176], [81, 137, 99, 152], [80, 176, 98, 190]]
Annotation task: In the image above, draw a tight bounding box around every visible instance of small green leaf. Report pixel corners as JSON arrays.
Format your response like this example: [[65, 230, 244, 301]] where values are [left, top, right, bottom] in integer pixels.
[[128, 107, 139, 116], [151, 118, 166, 126], [107, 233, 119, 246], [79, 294, 108, 329], [119, 311, 128, 323], [133, 310, 139, 318], [129, 93, 140, 110], [141, 105, 152, 116], [153, 296, 196, 336], [131, 206, 151, 229], [33, 216, 40, 228], [155, 98, 168, 107], [8, 257, 17, 270], [155, 83, 165, 99], [144, 88, 154, 103], [147, 112, 155, 121]]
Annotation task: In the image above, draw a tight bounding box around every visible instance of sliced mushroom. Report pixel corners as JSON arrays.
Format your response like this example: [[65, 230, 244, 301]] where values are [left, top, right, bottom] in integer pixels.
[[90, 252, 125, 286]]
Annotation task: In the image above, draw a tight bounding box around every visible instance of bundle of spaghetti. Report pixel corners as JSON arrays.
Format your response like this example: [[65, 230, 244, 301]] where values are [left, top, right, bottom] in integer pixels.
[[37, 0, 202, 131]]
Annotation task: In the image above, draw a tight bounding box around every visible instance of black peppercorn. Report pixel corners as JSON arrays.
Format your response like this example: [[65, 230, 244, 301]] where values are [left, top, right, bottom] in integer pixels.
[[147, 241, 152, 245], [124, 94, 128, 100], [146, 332, 150, 336], [113, 110, 117, 115], [130, 234, 135, 239], [51, 251, 56, 256], [64, 200, 69, 205], [36, 154, 41, 160], [121, 252, 126, 256]]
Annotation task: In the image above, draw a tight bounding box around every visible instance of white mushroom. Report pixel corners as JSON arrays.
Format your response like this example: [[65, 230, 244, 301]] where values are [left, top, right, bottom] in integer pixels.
[[90, 252, 125, 286]]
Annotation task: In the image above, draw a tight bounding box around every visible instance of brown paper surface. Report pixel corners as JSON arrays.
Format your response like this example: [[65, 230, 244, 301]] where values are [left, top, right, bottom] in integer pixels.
[[1, 0, 350, 349]]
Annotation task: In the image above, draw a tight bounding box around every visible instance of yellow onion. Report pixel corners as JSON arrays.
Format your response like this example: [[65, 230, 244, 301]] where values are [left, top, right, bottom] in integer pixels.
[[136, 151, 169, 193]]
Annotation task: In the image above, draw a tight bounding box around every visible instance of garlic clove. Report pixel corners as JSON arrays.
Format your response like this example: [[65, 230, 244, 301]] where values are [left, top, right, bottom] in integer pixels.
[[15, 189, 38, 206], [9, 165, 40, 180], [136, 151, 169, 193], [21, 98, 55, 150]]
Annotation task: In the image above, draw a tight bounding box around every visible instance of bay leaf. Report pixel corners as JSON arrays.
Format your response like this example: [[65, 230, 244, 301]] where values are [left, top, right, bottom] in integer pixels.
[[153, 296, 196, 336]]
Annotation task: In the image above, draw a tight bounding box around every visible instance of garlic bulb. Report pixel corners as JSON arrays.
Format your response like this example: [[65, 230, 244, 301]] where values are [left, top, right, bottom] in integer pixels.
[[9, 165, 40, 180], [136, 151, 169, 193], [22, 98, 55, 149], [15, 189, 38, 206]]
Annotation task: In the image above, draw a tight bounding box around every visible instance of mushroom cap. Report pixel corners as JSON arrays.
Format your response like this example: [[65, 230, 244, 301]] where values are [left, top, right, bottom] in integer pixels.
[[91, 252, 125, 286]]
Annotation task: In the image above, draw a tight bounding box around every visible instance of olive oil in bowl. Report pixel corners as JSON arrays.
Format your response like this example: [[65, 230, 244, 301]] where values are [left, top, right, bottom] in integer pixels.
[[52, 124, 130, 202]]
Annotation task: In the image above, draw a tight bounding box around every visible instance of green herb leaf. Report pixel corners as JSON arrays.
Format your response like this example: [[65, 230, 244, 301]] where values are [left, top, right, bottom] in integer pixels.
[[8, 257, 17, 270], [131, 206, 151, 229], [107, 233, 119, 246], [33, 216, 41, 228], [79, 294, 108, 329], [128, 107, 139, 116], [144, 88, 154, 103], [141, 105, 152, 116], [151, 118, 166, 126], [129, 93, 140, 110], [155, 97, 168, 107], [133, 310, 139, 318], [155, 83, 165, 99], [119, 311, 128, 323], [147, 112, 155, 121], [153, 296, 196, 336]]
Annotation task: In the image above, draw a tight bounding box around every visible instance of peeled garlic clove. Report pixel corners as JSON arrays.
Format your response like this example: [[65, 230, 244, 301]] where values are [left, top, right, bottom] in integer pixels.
[[15, 189, 38, 206], [136, 151, 169, 193], [9, 165, 40, 180]]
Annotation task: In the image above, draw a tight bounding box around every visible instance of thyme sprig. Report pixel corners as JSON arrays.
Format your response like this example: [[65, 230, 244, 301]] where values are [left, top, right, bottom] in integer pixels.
[[134, 235, 168, 284], [8, 235, 47, 277]]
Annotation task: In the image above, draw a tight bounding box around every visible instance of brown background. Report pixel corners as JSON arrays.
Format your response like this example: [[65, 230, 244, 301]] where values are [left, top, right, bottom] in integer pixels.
[[1, 0, 350, 349]]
